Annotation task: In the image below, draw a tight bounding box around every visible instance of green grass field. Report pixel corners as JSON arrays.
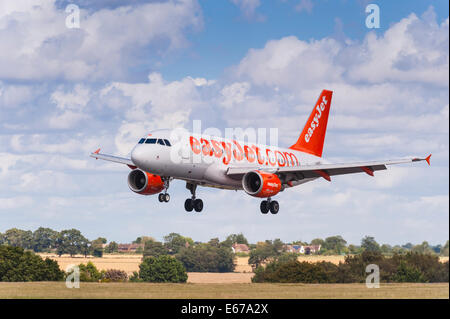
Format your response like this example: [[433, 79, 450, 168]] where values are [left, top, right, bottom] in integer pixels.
[[0, 282, 448, 299]]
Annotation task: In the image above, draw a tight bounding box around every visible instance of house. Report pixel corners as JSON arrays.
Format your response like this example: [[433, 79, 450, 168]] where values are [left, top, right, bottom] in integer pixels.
[[299, 245, 321, 255], [283, 244, 321, 254], [232, 243, 250, 253], [117, 243, 144, 253]]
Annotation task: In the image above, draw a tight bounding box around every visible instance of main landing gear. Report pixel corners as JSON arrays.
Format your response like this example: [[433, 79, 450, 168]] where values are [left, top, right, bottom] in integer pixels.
[[260, 198, 279, 215], [185, 183, 203, 213], [158, 178, 171, 203]]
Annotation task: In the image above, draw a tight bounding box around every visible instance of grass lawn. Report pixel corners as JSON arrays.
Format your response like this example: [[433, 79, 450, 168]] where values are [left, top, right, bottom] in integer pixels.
[[0, 282, 448, 299]]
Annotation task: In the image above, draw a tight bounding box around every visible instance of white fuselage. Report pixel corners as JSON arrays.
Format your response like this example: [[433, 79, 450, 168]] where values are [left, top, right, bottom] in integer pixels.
[[130, 130, 326, 190]]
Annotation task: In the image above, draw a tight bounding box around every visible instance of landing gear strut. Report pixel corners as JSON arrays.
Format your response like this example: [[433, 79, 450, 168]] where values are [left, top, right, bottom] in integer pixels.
[[185, 183, 203, 212], [260, 197, 279, 214], [158, 178, 171, 203]]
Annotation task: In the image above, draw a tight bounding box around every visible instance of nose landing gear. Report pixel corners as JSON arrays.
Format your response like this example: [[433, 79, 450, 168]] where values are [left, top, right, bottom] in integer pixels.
[[260, 197, 279, 214], [158, 178, 171, 203], [185, 183, 203, 212]]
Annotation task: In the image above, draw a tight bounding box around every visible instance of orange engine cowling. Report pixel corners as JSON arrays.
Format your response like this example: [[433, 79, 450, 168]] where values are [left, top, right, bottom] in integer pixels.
[[242, 170, 281, 198], [127, 169, 164, 195]]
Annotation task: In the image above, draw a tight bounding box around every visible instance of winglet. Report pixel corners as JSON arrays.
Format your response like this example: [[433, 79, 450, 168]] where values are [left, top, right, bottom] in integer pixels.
[[93, 148, 101, 154], [425, 154, 431, 166]]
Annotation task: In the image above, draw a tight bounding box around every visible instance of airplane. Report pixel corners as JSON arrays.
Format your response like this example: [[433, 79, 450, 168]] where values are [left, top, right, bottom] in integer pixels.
[[90, 90, 431, 214]]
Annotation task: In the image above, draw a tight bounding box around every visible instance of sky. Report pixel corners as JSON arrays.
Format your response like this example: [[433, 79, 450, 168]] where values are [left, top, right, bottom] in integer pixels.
[[0, 0, 448, 246]]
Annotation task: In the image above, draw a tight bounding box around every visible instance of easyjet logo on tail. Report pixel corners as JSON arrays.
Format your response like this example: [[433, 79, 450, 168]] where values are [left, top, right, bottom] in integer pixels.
[[305, 95, 328, 143], [289, 89, 333, 158]]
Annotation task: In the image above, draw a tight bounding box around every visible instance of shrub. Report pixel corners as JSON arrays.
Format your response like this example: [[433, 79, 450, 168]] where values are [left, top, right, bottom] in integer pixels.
[[252, 260, 338, 283], [102, 269, 128, 282], [138, 255, 187, 283], [0, 245, 64, 281], [176, 244, 235, 272], [77, 261, 103, 282], [393, 262, 425, 283]]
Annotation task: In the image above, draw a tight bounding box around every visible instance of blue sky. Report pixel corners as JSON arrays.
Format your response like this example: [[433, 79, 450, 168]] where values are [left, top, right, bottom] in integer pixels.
[[0, 0, 448, 246]]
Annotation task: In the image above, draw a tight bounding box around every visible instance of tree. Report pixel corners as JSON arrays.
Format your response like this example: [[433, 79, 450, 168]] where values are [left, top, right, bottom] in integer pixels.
[[164, 233, 193, 254], [361, 236, 381, 252], [105, 241, 119, 253], [90, 237, 106, 257], [133, 236, 155, 245], [323, 236, 347, 254], [380, 244, 393, 255], [77, 261, 103, 282], [32, 227, 59, 252], [412, 241, 435, 255], [176, 243, 235, 272], [143, 240, 168, 258], [2, 228, 33, 249], [348, 244, 363, 255], [402, 243, 413, 250], [138, 255, 187, 283], [55, 229, 90, 257], [248, 240, 281, 269], [0, 245, 64, 281], [310, 238, 325, 246], [222, 233, 249, 247]]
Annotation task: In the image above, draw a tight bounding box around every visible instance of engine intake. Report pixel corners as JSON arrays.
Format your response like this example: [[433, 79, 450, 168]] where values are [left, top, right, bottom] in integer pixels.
[[242, 170, 281, 198], [128, 169, 164, 195]]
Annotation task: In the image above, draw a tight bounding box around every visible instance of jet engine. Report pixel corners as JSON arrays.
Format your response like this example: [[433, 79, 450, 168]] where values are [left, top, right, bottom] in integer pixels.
[[242, 170, 281, 198], [127, 169, 164, 195]]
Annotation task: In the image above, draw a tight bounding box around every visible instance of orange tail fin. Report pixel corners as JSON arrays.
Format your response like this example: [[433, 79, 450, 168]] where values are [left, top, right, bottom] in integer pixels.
[[289, 90, 333, 157]]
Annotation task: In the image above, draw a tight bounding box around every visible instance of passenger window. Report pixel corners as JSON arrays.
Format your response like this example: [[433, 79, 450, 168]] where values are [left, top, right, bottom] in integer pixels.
[[145, 138, 157, 144], [138, 138, 145, 144], [157, 139, 165, 145], [164, 139, 171, 146]]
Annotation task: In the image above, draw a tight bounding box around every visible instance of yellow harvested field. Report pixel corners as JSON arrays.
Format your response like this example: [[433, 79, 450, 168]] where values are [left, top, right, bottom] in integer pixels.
[[0, 282, 448, 299], [39, 253, 143, 274], [39, 254, 449, 284]]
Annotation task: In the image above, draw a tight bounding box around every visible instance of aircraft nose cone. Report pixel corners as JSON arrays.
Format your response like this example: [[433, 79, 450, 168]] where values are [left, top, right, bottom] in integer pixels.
[[131, 145, 146, 167]]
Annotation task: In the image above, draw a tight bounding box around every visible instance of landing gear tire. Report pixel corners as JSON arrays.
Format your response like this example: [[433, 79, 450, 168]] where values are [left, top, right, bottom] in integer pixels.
[[158, 193, 164, 202], [269, 201, 279, 214], [184, 199, 194, 212], [164, 193, 170, 202], [260, 201, 269, 214], [193, 199, 203, 212]]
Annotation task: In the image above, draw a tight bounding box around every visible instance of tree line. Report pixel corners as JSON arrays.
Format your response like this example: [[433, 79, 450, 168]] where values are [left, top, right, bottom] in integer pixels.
[[0, 227, 107, 257], [1, 227, 448, 260]]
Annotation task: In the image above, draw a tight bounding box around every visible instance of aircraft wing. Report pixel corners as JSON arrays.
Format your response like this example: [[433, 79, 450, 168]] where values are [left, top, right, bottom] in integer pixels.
[[90, 149, 136, 167], [226, 155, 431, 182]]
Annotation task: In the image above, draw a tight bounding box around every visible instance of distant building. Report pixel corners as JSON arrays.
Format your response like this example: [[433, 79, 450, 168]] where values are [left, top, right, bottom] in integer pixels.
[[232, 243, 250, 253], [283, 244, 321, 254], [300, 245, 321, 255], [117, 243, 144, 253]]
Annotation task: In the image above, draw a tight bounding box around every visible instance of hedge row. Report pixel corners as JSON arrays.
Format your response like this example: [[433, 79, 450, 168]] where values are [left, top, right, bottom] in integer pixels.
[[252, 251, 449, 283]]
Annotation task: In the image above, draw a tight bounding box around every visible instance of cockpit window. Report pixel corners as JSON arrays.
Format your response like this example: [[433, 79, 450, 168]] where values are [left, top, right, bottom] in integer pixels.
[[145, 138, 157, 144], [138, 138, 145, 144], [164, 139, 171, 146], [157, 139, 165, 145]]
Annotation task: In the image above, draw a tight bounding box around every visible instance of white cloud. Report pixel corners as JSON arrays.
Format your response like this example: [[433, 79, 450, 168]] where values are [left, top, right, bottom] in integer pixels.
[[295, 0, 313, 14], [0, 0, 203, 81], [231, 0, 264, 21]]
